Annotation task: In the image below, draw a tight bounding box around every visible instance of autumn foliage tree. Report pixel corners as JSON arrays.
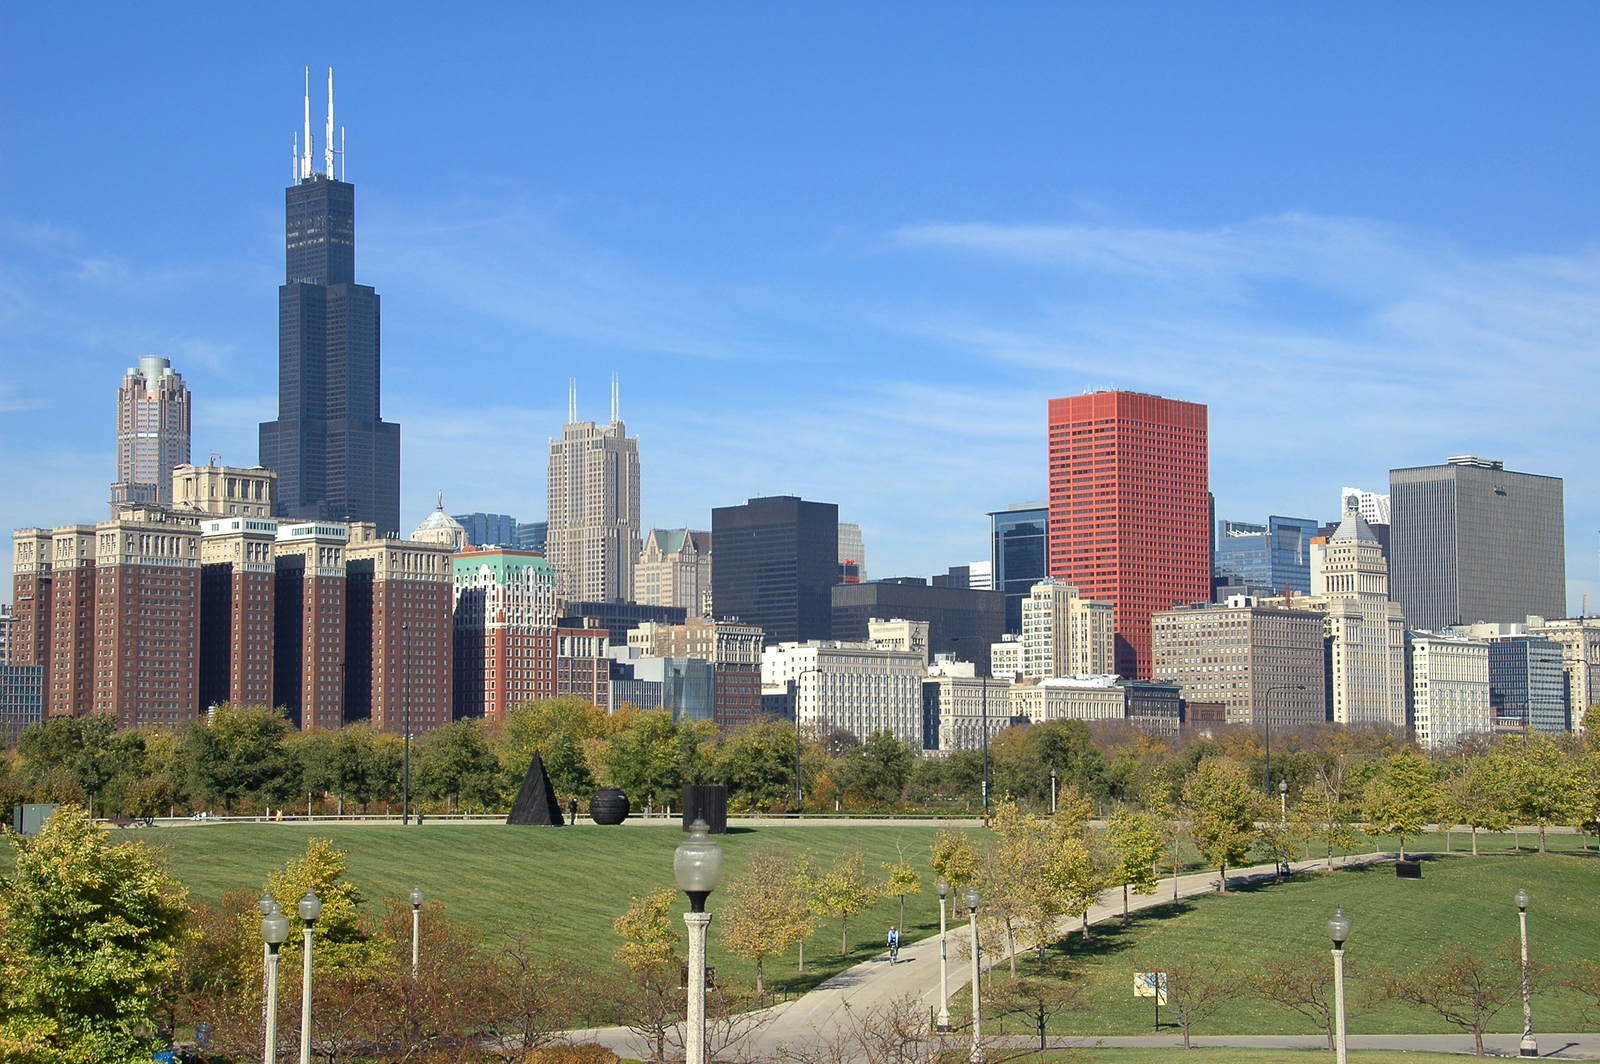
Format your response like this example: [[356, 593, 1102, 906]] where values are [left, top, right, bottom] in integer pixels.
[[1183, 757, 1258, 892], [718, 847, 812, 995], [813, 847, 881, 955]]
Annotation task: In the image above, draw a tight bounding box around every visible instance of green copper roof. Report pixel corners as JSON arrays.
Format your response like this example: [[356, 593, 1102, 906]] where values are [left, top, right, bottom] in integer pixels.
[[452, 549, 557, 585]]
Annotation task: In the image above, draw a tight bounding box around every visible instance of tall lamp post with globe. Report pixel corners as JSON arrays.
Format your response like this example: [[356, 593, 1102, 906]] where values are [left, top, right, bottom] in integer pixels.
[[1328, 907, 1350, 1064], [936, 877, 951, 1031], [675, 818, 725, 1064], [298, 889, 322, 1064], [1517, 889, 1536, 1057], [260, 899, 289, 1064], [410, 885, 425, 978], [965, 885, 983, 1063]]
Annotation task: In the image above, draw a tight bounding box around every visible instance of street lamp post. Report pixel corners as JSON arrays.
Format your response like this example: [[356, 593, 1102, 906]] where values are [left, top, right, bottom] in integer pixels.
[[965, 885, 983, 1063], [258, 892, 278, 1018], [260, 900, 289, 1064], [1328, 907, 1350, 1064], [1279, 779, 1288, 825], [675, 818, 725, 1064], [1517, 889, 1536, 1057], [298, 889, 322, 1064], [1263, 684, 1305, 795], [936, 878, 951, 1031], [409, 885, 425, 978]]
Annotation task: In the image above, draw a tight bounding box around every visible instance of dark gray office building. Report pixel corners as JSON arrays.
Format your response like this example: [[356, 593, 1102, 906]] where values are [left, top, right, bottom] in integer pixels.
[[990, 502, 1048, 634], [259, 118, 401, 533], [832, 578, 1006, 674], [1487, 636, 1567, 734], [453, 512, 518, 547], [1390, 457, 1565, 632], [711, 496, 838, 643]]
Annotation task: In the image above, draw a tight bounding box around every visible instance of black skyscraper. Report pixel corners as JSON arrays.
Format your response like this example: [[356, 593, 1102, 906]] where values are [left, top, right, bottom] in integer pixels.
[[260, 77, 400, 533], [711, 496, 838, 644]]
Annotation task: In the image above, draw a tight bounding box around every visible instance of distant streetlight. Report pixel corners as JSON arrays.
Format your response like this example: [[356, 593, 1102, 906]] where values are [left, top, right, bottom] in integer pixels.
[[936, 878, 951, 1031], [409, 885, 425, 978], [675, 818, 724, 1064], [1263, 685, 1305, 794], [402, 621, 411, 825], [1327, 907, 1350, 1064], [260, 900, 289, 1064], [1516, 889, 1536, 1057], [298, 889, 323, 1064], [965, 885, 983, 1064], [258, 892, 278, 1014]]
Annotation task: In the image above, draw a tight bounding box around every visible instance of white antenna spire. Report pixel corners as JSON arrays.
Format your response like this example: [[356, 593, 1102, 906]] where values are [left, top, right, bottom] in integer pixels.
[[611, 372, 619, 424], [301, 67, 312, 180], [324, 68, 335, 177], [568, 379, 577, 424], [292, 132, 299, 182], [340, 126, 346, 181]]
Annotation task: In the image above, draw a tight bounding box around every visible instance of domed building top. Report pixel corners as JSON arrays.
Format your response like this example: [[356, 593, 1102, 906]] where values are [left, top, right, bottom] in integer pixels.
[[412, 491, 468, 551]]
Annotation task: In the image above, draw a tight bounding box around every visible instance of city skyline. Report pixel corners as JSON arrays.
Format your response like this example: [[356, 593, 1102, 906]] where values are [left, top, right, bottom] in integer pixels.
[[5, 8, 1600, 611]]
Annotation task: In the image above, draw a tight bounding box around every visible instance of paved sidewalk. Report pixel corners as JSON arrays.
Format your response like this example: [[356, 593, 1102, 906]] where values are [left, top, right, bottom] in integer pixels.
[[1056, 1033, 1600, 1057]]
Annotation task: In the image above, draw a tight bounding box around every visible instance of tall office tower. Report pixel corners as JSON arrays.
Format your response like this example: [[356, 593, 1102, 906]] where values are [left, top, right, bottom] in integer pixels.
[[198, 516, 279, 710], [452, 512, 518, 548], [1526, 617, 1600, 733], [46, 526, 98, 719], [93, 511, 202, 727], [451, 546, 558, 722], [346, 524, 454, 732], [0, 662, 44, 741], [111, 356, 191, 510], [838, 522, 866, 583], [990, 502, 1047, 634], [712, 496, 838, 643], [272, 521, 349, 729], [1213, 516, 1319, 595], [832, 577, 1006, 673], [1321, 499, 1408, 728], [636, 529, 712, 612], [515, 521, 548, 554], [173, 463, 278, 518], [1047, 392, 1209, 678], [259, 72, 401, 534], [1404, 631, 1491, 750], [1390, 456, 1565, 631], [1019, 578, 1115, 679], [1484, 636, 1567, 734], [1151, 597, 1327, 727], [545, 381, 641, 601]]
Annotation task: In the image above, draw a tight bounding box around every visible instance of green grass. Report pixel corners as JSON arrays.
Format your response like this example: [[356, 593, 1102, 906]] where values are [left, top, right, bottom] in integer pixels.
[[1009, 1051, 1495, 1063], [105, 821, 982, 996], [959, 852, 1600, 1037]]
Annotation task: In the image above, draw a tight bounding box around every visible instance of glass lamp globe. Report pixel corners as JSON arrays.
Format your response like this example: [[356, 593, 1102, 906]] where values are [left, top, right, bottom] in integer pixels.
[[1516, 888, 1530, 911], [298, 889, 323, 924], [964, 885, 980, 912], [1328, 906, 1350, 948], [261, 908, 291, 947], [1279, 780, 1288, 794], [937, 877, 949, 899], [259, 891, 278, 917], [409, 885, 425, 908], [674, 817, 724, 911]]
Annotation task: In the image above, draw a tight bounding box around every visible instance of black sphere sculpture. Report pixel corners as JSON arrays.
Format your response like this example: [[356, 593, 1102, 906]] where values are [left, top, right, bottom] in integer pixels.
[[589, 786, 631, 825]]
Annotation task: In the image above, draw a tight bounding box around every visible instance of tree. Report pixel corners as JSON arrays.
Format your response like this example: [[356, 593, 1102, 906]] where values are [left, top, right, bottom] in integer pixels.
[[475, 930, 582, 1064], [882, 840, 923, 930], [1362, 751, 1440, 861], [718, 847, 812, 995], [413, 719, 502, 812], [1104, 809, 1163, 921], [183, 704, 295, 813], [1254, 950, 1360, 1050], [1146, 955, 1238, 1049], [714, 720, 801, 813], [1183, 757, 1257, 892], [813, 847, 880, 955], [929, 829, 983, 892], [262, 837, 374, 973], [1442, 753, 1512, 856], [613, 887, 682, 975], [0, 805, 191, 1063], [494, 696, 609, 801], [612, 888, 684, 1063], [834, 731, 915, 810], [604, 710, 689, 809], [1561, 956, 1600, 1027], [1380, 945, 1523, 1057], [1497, 734, 1581, 853], [992, 958, 1085, 1050], [991, 718, 1108, 805]]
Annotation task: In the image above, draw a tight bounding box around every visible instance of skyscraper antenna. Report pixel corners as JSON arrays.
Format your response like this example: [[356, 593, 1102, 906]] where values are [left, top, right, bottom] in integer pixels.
[[568, 378, 577, 424], [324, 68, 335, 178], [611, 372, 619, 424], [340, 126, 346, 181], [302, 67, 312, 181], [292, 132, 299, 182]]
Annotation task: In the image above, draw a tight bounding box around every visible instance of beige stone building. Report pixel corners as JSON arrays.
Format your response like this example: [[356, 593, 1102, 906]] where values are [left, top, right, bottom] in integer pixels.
[[1527, 616, 1600, 733], [546, 384, 641, 601], [868, 618, 930, 667], [636, 529, 711, 612], [1009, 674, 1126, 725], [1152, 596, 1326, 727], [1020, 578, 1115, 679], [173, 462, 277, 518], [1405, 630, 1491, 749]]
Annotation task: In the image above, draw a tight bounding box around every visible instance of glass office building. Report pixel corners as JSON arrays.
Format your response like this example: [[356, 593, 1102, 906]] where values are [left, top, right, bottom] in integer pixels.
[[990, 502, 1048, 634], [1214, 515, 1319, 594], [1486, 636, 1567, 733]]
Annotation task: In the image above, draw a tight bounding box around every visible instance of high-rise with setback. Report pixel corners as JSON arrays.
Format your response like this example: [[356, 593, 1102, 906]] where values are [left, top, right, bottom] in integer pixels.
[[546, 380, 641, 602], [111, 356, 191, 510], [259, 71, 400, 534], [1047, 392, 1210, 678]]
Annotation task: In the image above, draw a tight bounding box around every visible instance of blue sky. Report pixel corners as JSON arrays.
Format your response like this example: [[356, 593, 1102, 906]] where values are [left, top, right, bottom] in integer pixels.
[[4, 4, 1600, 609]]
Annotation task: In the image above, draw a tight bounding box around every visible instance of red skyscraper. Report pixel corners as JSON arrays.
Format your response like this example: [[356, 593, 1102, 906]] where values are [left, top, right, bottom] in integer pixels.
[[1047, 391, 1210, 679]]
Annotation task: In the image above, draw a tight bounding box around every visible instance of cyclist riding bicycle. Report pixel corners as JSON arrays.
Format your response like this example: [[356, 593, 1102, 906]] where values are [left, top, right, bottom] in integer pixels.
[[887, 925, 901, 964]]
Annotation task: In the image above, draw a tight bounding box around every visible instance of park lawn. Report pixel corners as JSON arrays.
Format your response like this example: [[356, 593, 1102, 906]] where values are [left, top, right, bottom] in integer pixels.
[[990, 1051, 1492, 1063], [958, 852, 1600, 1037], [106, 820, 984, 995]]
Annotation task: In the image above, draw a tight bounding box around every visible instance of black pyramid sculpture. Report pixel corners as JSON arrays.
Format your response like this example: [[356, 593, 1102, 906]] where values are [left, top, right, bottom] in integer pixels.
[[506, 751, 563, 826]]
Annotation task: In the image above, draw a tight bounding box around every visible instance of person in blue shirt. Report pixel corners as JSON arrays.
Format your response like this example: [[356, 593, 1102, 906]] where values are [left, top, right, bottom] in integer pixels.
[[887, 925, 900, 964]]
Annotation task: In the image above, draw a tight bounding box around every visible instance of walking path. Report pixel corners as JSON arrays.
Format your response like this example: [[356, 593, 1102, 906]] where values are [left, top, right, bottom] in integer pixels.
[[1047, 1033, 1600, 1057], [576, 852, 1392, 1060]]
